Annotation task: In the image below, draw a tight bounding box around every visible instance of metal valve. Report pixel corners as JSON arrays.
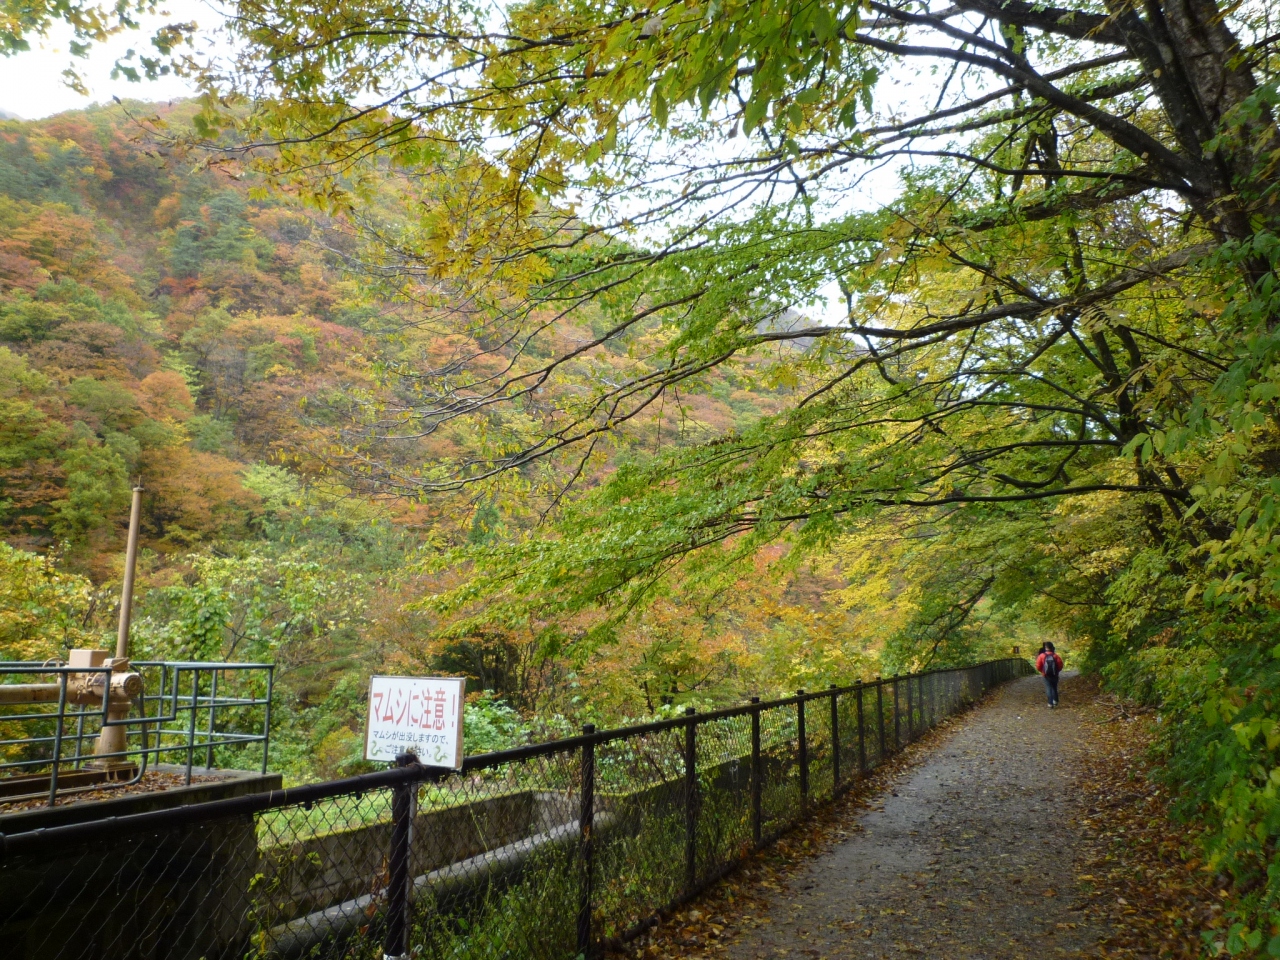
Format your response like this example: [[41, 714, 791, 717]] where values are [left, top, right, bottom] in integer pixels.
[[68, 659, 143, 706]]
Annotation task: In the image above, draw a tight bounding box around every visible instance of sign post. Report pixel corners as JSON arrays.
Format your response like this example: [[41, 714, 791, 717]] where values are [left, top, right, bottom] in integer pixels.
[[365, 675, 465, 768]]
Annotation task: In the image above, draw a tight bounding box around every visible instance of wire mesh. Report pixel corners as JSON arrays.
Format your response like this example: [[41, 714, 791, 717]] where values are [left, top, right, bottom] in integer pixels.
[[835, 688, 860, 788], [866, 681, 885, 770], [758, 700, 801, 843], [408, 748, 583, 960], [593, 723, 687, 943], [804, 693, 834, 804], [692, 710, 754, 889], [0, 659, 1034, 960]]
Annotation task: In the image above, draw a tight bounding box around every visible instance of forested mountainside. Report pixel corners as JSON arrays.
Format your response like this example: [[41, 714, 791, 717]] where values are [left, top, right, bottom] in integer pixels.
[[0, 102, 917, 777]]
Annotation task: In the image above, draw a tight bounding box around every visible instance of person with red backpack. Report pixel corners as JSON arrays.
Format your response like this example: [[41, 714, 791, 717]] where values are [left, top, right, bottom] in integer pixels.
[[1036, 642, 1064, 707]]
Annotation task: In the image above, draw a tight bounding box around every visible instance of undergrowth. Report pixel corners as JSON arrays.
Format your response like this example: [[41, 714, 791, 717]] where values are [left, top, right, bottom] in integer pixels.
[[1104, 639, 1280, 957]]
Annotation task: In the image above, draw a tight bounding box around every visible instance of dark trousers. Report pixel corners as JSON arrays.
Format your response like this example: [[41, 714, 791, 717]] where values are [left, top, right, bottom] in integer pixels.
[[1043, 673, 1059, 705]]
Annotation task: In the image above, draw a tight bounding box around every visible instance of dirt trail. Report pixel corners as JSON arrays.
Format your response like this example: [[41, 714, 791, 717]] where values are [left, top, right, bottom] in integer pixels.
[[723, 672, 1104, 959]]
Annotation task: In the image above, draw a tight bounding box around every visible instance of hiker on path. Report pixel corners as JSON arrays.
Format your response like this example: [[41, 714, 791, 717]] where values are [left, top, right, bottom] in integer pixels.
[[1036, 642, 1064, 708]]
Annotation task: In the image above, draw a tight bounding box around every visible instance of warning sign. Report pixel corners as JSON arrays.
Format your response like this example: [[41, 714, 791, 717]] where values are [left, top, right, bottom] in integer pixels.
[[364, 675, 465, 767]]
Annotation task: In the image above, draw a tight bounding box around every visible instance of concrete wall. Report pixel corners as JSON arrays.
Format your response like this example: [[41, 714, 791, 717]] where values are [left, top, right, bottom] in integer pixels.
[[0, 774, 275, 960], [255, 790, 576, 924]]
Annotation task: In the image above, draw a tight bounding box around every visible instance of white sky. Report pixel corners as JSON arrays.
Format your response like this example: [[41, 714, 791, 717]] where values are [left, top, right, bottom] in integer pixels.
[[0, 0, 211, 119]]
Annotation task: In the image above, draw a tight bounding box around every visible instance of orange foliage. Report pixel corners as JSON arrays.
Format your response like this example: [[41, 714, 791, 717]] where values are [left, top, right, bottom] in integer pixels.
[[139, 370, 195, 422], [139, 448, 260, 549]]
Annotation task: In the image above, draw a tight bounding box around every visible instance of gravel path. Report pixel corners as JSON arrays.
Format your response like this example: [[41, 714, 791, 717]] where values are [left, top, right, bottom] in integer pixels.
[[724, 672, 1104, 959]]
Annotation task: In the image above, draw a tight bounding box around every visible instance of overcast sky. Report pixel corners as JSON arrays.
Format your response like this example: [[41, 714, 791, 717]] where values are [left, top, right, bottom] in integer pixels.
[[0, 1, 209, 119]]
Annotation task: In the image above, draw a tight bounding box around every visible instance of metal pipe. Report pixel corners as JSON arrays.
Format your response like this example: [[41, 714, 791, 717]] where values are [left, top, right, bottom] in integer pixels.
[[683, 706, 697, 895], [262, 666, 274, 774], [749, 697, 761, 847], [0, 684, 64, 704], [116, 486, 143, 659], [85, 487, 144, 769], [206, 670, 219, 769], [72, 709, 86, 769], [796, 690, 807, 809], [266, 812, 616, 960], [577, 724, 596, 957], [0, 671, 141, 705], [186, 669, 200, 784]]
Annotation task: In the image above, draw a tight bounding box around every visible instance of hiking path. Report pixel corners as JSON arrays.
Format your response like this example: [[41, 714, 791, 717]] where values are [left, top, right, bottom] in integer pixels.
[[721, 672, 1107, 959]]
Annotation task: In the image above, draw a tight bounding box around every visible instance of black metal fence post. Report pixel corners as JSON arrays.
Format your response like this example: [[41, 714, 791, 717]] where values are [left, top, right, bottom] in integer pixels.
[[684, 706, 698, 895], [829, 685, 840, 790], [384, 752, 417, 960], [924, 672, 932, 728], [796, 691, 808, 809], [205, 669, 219, 769], [578, 724, 596, 958], [919, 673, 926, 728], [750, 697, 762, 846], [906, 672, 914, 741], [856, 681, 867, 775], [925, 672, 932, 727], [875, 678, 886, 760], [892, 677, 901, 751], [185, 668, 200, 784]]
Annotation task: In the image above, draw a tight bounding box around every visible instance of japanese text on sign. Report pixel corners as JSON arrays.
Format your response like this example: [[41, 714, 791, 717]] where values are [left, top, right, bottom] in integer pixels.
[[364, 675, 465, 767]]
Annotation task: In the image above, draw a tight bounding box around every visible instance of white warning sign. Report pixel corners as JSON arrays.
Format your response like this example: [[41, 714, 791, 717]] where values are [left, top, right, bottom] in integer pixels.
[[364, 675, 465, 767]]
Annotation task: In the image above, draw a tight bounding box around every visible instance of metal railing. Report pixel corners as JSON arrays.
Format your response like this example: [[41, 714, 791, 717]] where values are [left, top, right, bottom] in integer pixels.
[[0, 657, 1032, 960], [0, 660, 274, 806]]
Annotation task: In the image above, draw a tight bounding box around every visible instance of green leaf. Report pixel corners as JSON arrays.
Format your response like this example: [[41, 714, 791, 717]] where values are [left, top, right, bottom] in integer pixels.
[[743, 96, 768, 132], [652, 90, 669, 127]]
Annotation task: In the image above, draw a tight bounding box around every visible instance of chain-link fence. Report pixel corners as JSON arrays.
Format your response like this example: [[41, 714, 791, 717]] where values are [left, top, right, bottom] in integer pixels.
[[0, 658, 1032, 960]]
